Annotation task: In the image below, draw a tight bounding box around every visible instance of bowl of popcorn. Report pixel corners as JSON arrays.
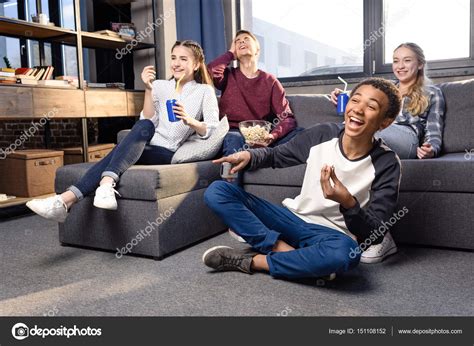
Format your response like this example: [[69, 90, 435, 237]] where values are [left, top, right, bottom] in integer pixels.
[[239, 120, 272, 146]]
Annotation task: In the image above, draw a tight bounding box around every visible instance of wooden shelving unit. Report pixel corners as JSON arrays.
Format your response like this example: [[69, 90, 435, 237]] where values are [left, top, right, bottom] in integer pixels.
[[0, 1, 156, 211], [0, 15, 156, 50], [80, 31, 155, 50], [0, 85, 144, 120], [0, 16, 75, 43]]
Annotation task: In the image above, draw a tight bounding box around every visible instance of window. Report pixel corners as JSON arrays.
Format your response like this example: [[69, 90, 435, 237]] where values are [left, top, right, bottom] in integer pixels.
[[60, 0, 76, 30], [240, 0, 474, 81], [242, 0, 364, 78], [255, 34, 265, 63], [28, 40, 52, 67], [60, 0, 78, 77], [1, 2, 21, 68], [324, 56, 336, 66], [383, 0, 470, 63], [0, 0, 18, 19], [278, 42, 291, 68], [0, 37, 21, 68], [304, 51, 318, 71]]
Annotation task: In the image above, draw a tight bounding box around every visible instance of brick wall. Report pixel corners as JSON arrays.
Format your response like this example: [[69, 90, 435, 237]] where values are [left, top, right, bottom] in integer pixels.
[[0, 119, 98, 150]]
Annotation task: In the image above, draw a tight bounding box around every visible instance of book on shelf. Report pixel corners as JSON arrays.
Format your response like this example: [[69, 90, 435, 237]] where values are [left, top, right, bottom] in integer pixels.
[[0, 77, 17, 84], [106, 82, 125, 89], [0, 68, 15, 73], [15, 67, 32, 75], [0, 71, 15, 77], [56, 75, 79, 87], [16, 75, 36, 80], [87, 82, 107, 88], [14, 66, 54, 81], [55, 75, 78, 81], [37, 80, 71, 87], [94, 30, 120, 38], [16, 78, 38, 85], [110, 22, 136, 39], [87, 82, 125, 89]]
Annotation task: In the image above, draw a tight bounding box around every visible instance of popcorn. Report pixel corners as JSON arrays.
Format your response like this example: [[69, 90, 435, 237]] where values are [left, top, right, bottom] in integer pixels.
[[240, 124, 270, 143], [239, 120, 272, 145]]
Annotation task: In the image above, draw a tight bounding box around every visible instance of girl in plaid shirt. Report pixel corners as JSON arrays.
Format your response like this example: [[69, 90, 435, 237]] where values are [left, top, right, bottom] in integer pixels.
[[332, 42, 445, 160]]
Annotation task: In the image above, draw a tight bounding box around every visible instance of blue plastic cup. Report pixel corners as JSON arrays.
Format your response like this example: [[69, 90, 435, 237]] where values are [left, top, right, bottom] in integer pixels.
[[337, 93, 349, 116], [166, 99, 179, 122]]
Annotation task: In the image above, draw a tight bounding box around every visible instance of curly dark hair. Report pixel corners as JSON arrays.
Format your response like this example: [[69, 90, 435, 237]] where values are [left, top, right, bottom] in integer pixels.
[[350, 78, 402, 119]]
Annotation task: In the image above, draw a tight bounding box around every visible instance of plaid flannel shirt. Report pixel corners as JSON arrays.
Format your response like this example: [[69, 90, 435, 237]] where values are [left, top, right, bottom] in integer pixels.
[[395, 84, 446, 157]]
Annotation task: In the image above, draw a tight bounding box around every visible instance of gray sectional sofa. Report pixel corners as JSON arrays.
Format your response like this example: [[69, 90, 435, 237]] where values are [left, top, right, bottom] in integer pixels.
[[56, 161, 225, 259], [245, 79, 474, 250], [55, 78, 474, 259]]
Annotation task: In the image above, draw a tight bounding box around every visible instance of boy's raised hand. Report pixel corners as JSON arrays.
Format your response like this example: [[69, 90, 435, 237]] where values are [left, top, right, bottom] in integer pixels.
[[320, 164, 356, 209]]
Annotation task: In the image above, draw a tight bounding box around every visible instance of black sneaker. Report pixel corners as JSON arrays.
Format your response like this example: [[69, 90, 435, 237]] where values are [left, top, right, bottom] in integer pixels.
[[202, 246, 256, 274]]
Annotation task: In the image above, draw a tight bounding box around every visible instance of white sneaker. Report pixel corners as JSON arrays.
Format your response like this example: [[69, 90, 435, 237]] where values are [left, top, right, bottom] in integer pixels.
[[93, 183, 121, 210], [26, 195, 68, 223], [360, 231, 398, 264], [228, 229, 246, 243]]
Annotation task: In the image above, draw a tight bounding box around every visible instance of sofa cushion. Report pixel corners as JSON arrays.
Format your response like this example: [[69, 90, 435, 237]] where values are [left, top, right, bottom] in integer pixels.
[[244, 164, 306, 187], [55, 160, 221, 201], [437, 79, 474, 154], [171, 117, 229, 164], [287, 95, 342, 128], [398, 153, 474, 193], [243, 153, 473, 193]]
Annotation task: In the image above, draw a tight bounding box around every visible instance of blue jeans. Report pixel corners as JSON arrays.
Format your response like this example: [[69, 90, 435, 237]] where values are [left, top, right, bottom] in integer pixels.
[[204, 181, 360, 279], [69, 119, 174, 199], [375, 124, 419, 159], [222, 127, 304, 185]]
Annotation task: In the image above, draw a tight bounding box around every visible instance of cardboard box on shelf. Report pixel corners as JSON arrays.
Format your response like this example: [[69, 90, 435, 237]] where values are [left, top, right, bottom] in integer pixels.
[[62, 143, 115, 165], [0, 149, 64, 197]]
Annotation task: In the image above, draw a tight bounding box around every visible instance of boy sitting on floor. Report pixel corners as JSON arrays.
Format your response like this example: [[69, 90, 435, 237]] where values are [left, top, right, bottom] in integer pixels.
[[202, 78, 402, 280]]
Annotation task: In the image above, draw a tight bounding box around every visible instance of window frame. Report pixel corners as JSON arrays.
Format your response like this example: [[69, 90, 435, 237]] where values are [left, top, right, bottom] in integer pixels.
[[237, 0, 474, 82]]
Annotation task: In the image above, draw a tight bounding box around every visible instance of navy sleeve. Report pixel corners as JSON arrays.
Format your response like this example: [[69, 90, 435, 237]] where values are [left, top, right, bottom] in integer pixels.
[[248, 123, 342, 170], [339, 151, 401, 245]]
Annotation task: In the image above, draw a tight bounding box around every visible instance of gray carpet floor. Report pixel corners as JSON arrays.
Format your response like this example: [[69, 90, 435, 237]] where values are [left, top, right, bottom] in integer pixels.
[[0, 215, 473, 316]]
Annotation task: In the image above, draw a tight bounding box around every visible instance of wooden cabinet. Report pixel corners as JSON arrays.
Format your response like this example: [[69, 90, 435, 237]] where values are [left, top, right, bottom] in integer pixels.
[[32, 88, 85, 118], [0, 86, 143, 119], [127, 91, 145, 116], [85, 90, 128, 117], [0, 86, 33, 119]]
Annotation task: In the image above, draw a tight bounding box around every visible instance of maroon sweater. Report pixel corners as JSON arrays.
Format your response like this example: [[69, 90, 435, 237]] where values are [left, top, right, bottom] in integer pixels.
[[208, 51, 297, 140]]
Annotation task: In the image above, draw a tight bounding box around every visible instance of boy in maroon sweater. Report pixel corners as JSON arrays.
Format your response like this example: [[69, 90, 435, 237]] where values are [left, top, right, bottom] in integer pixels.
[[208, 30, 302, 185]]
